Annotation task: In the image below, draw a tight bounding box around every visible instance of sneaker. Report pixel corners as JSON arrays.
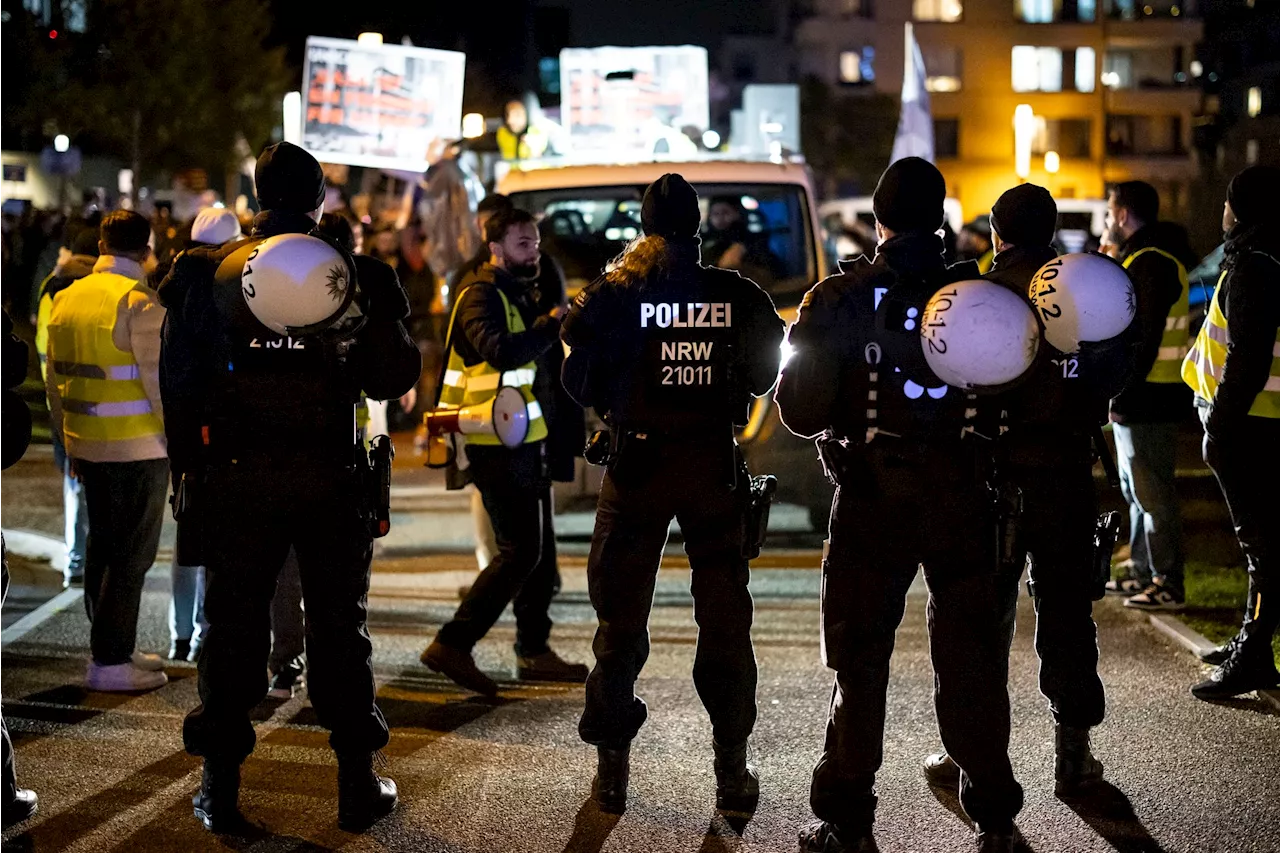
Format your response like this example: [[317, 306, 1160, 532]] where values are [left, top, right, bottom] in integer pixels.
[[267, 665, 304, 700], [2, 789, 38, 829], [1104, 575, 1146, 596], [85, 661, 168, 692], [421, 640, 498, 696], [1191, 652, 1280, 701], [922, 751, 961, 788], [131, 651, 167, 672], [516, 649, 589, 683], [975, 825, 1023, 853], [1198, 638, 1239, 666], [1124, 581, 1185, 611], [798, 821, 880, 852]]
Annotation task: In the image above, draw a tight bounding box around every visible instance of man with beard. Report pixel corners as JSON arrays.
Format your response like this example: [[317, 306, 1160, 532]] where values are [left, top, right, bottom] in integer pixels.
[[420, 207, 589, 694]]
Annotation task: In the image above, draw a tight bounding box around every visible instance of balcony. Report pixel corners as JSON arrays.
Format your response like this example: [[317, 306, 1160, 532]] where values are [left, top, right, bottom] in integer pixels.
[[1106, 87, 1201, 113]]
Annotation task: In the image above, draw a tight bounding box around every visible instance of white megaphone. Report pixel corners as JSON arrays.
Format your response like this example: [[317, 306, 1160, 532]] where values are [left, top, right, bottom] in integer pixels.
[[423, 386, 529, 467]]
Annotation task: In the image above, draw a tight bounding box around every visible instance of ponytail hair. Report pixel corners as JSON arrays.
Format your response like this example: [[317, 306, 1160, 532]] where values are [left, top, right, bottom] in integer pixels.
[[605, 234, 675, 289]]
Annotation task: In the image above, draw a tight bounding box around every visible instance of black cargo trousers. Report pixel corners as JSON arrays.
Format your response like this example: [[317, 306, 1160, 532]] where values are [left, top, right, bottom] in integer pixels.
[[999, 433, 1106, 730], [811, 440, 1023, 834], [578, 435, 757, 750], [183, 464, 389, 764]]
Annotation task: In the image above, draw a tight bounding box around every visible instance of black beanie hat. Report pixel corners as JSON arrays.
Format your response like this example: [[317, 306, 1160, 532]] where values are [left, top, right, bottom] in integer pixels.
[[1227, 164, 1280, 228], [990, 183, 1057, 248], [255, 142, 326, 214], [641, 173, 701, 239], [872, 157, 946, 234]]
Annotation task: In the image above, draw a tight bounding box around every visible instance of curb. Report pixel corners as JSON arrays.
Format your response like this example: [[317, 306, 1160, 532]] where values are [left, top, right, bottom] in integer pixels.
[[1146, 612, 1280, 712]]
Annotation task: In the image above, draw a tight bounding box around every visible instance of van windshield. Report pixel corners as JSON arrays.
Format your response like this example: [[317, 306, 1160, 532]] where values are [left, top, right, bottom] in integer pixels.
[[508, 182, 816, 306]]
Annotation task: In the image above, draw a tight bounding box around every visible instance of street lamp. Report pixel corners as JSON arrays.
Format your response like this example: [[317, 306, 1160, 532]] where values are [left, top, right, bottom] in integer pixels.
[[283, 91, 302, 145], [462, 113, 485, 139], [1014, 104, 1035, 180], [358, 32, 383, 47], [54, 134, 70, 153], [1044, 151, 1060, 173]]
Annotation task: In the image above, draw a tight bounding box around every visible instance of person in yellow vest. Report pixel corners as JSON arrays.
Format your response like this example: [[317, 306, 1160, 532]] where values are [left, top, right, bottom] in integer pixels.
[[1102, 181, 1193, 610], [420, 207, 589, 694], [44, 210, 170, 693], [1182, 165, 1280, 700]]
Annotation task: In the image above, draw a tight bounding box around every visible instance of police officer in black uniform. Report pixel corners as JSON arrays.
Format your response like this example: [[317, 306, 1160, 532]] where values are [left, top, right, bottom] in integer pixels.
[[921, 184, 1135, 798], [159, 142, 422, 833], [776, 158, 1024, 853], [561, 174, 784, 815]]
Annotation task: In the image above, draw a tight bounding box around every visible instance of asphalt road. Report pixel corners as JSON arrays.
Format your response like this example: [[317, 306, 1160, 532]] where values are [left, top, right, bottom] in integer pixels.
[[2, 549, 1279, 853]]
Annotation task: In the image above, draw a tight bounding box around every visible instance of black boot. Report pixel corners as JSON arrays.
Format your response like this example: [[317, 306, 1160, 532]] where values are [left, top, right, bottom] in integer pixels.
[[1193, 580, 1280, 700], [192, 760, 246, 833], [337, 752, 398, 833], [1054, 725, 1104, 797], [712, 739, 759, 813], [2, 789, 38, 829], [592, 744, 629, 814]]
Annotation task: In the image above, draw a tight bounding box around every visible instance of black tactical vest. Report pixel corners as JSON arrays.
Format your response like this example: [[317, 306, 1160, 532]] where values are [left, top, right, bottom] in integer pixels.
[[204, 237, 360, 466]]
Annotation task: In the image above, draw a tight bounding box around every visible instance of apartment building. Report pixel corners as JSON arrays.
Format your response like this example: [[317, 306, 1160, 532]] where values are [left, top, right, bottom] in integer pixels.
[[789, 0, 1203, 221]]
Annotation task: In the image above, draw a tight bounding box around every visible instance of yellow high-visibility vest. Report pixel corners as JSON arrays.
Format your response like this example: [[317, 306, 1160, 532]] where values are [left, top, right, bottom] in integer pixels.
[[1124, 246, 1190, 383], [437, 284, 547, 445], [47, 273, 163, 445], [1181, 271, 1280, 419]]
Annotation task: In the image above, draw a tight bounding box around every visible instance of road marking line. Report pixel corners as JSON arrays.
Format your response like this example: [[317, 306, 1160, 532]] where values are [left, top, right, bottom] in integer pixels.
[[2, 587, 83, 645]]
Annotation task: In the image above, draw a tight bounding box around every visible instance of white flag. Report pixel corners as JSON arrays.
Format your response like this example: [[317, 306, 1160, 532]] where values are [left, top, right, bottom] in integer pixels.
[[890, 22, 934, 164]]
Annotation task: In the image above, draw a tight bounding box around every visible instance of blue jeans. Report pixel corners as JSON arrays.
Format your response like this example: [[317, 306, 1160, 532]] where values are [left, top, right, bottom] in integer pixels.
[[63, 465, 88, 580], [1113, 421, 1184, 593], [170, 560, 208, 645], [54, 437, 88, 581]]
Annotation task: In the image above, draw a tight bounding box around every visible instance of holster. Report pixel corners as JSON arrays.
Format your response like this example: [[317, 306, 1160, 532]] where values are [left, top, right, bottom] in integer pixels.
[[171, 471, 205, 567], [742, 473, 778, 560], [363, 436, 395, 538], [1091, 510, 1121, 601], [815, 431, 873, 493]]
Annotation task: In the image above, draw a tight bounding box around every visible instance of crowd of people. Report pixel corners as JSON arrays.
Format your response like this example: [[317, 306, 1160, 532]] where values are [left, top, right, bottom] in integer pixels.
[[1, 144, 1276, 853]]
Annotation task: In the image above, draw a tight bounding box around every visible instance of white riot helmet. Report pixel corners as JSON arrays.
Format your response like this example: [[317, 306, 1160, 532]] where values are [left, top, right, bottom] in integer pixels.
[[240, 233, 358, 336], [920, 280, 1040, 392], [1028, 253, 1135, 354]]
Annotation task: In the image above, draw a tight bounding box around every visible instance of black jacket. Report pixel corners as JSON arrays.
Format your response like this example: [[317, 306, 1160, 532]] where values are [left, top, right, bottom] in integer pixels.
[[561, 242, 783, 434], [158, 210, 421, 475], [776, 232, 973, 442], [1110, 224, 1193, 424], [1203, 222, 1280, 437], [2, 310, 32, 470]]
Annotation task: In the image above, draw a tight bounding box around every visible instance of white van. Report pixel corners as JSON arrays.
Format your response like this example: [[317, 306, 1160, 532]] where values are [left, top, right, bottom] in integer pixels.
[[497, 157, 835, 524]]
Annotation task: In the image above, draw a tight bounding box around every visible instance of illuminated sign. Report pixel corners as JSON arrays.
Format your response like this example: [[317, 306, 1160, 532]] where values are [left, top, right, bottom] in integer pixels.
[[301, 36, 464, 171], [559, 46, 709, 159]]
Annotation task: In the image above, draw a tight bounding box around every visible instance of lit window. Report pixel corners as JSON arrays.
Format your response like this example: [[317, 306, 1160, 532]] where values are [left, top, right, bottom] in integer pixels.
[[914, 0, 963, 21], [1012, 46, 1063, 92], [924, 46, 963, 92], [839, 48, 875, 84], [1019, 0, 1054, 22], [1075, 47, 1096, 93], [1103, 52, 1132, 89], [1247, 87, 1262, 118]]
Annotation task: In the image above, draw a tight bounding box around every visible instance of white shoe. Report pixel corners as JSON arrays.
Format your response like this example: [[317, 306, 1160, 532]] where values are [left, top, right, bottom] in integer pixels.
[[85, 661, 168, 692], [131, 652, 166, 672]]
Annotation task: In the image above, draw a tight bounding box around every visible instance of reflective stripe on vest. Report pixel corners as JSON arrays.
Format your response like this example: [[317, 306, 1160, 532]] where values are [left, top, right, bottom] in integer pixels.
[[438, 285, 548, 445], [1124, 246, 1190, 383], [1181, 270, 1280, 419], [47, 273, 164, 444]]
